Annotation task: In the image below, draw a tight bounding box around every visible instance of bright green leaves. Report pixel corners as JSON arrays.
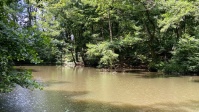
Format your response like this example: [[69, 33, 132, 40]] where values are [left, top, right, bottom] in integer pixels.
[[86, 41, 119, 67], [121, 33, 142, 46], [100, 49, 119, 67], [86, 33, 144, 68], [158, 0, 197, 32]]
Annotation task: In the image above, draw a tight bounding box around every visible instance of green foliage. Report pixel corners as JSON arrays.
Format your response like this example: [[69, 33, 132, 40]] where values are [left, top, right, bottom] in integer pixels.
[[28, 0, 199, 75], [0, 22, 42, 92], [2, 0, 199, 92], [0, 0, 48, 92], [120, 33, 142, 46], [0, 67, 41, 93], [86, 41, 119, 67], [158, 0, 197, 32], [164, 35, 199, 74]]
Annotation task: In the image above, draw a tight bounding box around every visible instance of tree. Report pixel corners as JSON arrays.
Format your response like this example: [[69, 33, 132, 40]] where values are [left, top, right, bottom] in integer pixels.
[[158, 0, 199, 74], [1, 0, 197, 78], [164, 35, 199, 74], [0, 0, 48, 92]]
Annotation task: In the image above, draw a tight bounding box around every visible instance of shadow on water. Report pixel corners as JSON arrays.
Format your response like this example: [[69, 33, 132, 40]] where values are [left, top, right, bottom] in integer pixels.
[[136, 72, 183, 79], [112, 69, 183, 79], [193, 80, 199, 83], [0, 87, 199, 112], [191, 79, 199, 83], [147, 101, 199, 112], [15, 68, 39, 72], [99, 69, 148, 74], [42, 80, 71, 87], [124, 69, 148, 73]]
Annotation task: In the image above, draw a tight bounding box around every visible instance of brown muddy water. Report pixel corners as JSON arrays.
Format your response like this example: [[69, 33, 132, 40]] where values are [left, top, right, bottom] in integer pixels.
[[1, 66, 199, 112]]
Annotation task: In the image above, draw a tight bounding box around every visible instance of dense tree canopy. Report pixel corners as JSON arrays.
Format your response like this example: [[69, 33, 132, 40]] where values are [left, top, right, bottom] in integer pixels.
[[40, 0, 199, 72], [1, 0, 199, 92]]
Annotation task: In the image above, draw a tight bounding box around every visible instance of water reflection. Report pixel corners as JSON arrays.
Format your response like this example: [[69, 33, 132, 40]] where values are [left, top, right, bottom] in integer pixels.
[[1, 66, 199, 112]]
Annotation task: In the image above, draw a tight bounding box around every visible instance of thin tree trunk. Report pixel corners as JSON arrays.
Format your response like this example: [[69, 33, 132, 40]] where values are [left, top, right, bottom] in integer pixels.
[[71, 50, 77, 66], [101, 23, 104, 40], [108, 9, 113, 42], [27, 0, 32, 27], [175, 27, 180, 41], [80, 49, 86, 66], [61, 50, 63, 65], [75, 48, 79, 62]]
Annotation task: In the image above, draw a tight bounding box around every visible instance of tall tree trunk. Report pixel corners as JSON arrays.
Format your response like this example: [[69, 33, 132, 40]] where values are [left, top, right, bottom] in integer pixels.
[[75, 48, 79, 62], [108, 9, 113, 42], [27, 0, 32, 27], [144, 7, 157, 63]]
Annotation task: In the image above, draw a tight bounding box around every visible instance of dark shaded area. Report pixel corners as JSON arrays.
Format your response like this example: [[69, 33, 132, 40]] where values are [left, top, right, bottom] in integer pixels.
[[192, 79, 199, 83], [15, 68, 39, 72], [42, 80, 71, 87], [140, 73, 199, 79], [115, 69, 148, 73], [140, 73, 182, 79], [98, 68, 148, 74], [14, 63, 58, 66]]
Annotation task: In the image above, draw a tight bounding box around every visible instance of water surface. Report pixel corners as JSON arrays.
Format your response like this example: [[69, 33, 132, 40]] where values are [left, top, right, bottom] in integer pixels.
[[1, 66, 199, 112]]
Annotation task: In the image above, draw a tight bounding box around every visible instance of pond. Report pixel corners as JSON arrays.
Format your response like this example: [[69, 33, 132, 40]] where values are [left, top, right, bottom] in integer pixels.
[[1, 66, 199, 112]]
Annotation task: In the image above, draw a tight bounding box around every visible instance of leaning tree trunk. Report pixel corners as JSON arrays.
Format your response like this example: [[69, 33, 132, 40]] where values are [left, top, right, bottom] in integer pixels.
[[71, 50, 77, 66]]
